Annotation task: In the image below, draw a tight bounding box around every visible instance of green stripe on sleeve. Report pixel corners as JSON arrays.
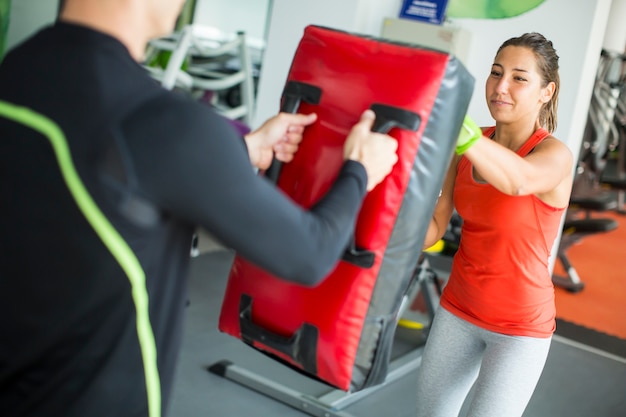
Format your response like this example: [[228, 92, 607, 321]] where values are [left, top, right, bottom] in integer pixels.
[[0, 100, 162, 417]]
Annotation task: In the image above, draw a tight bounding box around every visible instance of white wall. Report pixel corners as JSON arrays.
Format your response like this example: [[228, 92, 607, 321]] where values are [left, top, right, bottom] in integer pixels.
[[603, 0, 626, 53], [193, 0, 271, 43]]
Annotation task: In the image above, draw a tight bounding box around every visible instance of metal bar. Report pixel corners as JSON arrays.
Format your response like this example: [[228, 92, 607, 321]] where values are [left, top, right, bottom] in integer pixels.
[[209, 345, 423, 416], [210, 361, 355, 417]]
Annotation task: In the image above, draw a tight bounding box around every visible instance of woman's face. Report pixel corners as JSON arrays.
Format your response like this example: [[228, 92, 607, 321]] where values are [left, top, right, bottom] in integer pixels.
[[485, 45, 554, 124]]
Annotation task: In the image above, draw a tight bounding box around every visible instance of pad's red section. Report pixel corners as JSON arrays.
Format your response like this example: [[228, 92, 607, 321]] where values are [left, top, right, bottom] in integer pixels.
[[219, 25, 449, 390]]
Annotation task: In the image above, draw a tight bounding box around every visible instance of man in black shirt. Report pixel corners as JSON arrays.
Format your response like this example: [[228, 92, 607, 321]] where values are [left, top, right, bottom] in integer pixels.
[[0, 0, 398, 416]]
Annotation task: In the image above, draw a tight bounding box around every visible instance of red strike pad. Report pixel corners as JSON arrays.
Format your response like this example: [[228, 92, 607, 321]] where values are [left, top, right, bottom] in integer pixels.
[[219, 25, 473, 391]]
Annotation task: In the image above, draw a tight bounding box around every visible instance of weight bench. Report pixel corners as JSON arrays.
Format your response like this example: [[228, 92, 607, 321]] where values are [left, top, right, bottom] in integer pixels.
[[600, 159, 626, 214], [552, 194, 618, 292]]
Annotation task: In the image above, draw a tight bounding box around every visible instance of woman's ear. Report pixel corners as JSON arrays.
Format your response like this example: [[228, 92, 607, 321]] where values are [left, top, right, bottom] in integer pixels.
[[540, 81, 556, 103]]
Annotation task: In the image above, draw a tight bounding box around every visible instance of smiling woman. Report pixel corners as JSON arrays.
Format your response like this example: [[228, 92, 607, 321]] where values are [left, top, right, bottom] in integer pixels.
[[418, 32, 574, 417]]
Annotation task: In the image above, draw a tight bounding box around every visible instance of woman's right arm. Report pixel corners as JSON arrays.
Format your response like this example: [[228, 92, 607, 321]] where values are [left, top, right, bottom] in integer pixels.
[[423, 154, 459, 249]]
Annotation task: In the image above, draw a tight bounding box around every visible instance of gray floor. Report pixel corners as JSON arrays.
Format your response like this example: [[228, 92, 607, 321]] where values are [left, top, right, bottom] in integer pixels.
[[168, 249, 626, 417]]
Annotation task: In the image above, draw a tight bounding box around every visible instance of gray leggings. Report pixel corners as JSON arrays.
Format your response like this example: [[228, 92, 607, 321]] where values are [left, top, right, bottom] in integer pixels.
[[415, 307, 552, 417]]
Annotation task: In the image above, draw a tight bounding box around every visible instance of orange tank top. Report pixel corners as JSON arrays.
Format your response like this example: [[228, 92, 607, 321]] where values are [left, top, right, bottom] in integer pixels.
[[440, 127, 565, 337]]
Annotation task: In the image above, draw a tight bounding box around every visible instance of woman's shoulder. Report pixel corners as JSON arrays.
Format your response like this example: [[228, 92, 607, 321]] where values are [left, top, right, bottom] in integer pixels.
[[533, 133, 574, 168], [536, 133, 569, 151]]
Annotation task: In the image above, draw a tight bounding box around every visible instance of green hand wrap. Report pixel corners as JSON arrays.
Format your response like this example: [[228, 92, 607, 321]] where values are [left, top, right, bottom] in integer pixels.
[[456, 115, 481, 155]]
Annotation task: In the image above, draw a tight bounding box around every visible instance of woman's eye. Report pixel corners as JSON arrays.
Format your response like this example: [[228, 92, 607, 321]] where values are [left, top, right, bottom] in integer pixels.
[[490, 70, 501, 77]]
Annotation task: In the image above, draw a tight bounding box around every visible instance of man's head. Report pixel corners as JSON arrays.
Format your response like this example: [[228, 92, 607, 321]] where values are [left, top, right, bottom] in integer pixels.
[[59, 0, 187, 60]]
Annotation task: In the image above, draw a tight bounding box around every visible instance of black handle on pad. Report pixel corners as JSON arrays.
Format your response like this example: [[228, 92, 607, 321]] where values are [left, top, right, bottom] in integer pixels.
[[265, 81, 323, 183], [238, 294, 318, 374], [341, 103, 421, 268], [370, 103, 421, 133]]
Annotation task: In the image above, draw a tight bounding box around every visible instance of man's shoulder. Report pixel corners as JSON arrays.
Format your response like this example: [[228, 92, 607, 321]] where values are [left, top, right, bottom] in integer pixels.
[[127, 89, 219, 129]]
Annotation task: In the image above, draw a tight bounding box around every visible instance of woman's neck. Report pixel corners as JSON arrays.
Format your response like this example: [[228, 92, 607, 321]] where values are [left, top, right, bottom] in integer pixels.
[[492, 120, 542, 152]]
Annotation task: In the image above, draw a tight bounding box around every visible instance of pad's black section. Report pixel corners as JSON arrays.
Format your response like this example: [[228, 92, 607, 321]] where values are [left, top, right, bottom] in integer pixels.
[[239, 294, 319, 374]]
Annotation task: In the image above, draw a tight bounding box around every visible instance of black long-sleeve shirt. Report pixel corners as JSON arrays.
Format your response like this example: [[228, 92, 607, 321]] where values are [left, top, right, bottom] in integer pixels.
[[0, 22, 367, 417]]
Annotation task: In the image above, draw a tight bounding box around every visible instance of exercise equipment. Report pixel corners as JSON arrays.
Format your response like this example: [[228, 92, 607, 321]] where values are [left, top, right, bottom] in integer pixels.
[[552, 192, 618, 292], [549, 48, 623, 291], [211, 253, 444, 417], [215, 24, 473, 398], [397, 254, 444, 332], [143, 24, 259, 125], [578, 49, 626, 212]]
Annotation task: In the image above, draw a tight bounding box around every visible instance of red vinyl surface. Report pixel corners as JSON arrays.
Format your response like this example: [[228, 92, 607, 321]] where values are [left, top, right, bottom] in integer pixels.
[[219, 25, 450, 390]]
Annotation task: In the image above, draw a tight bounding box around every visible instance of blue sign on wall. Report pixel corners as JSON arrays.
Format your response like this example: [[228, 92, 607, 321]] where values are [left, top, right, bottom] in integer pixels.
[[399, 0, 449, 25]]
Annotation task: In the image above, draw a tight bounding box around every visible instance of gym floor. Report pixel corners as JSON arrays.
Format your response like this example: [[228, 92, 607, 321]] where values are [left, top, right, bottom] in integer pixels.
[[167, 247, 626, 417]]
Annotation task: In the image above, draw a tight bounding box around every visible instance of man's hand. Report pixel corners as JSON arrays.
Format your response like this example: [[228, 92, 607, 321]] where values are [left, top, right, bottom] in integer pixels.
[[344, 110, 399, 191], [244, 112, 317, 170]]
